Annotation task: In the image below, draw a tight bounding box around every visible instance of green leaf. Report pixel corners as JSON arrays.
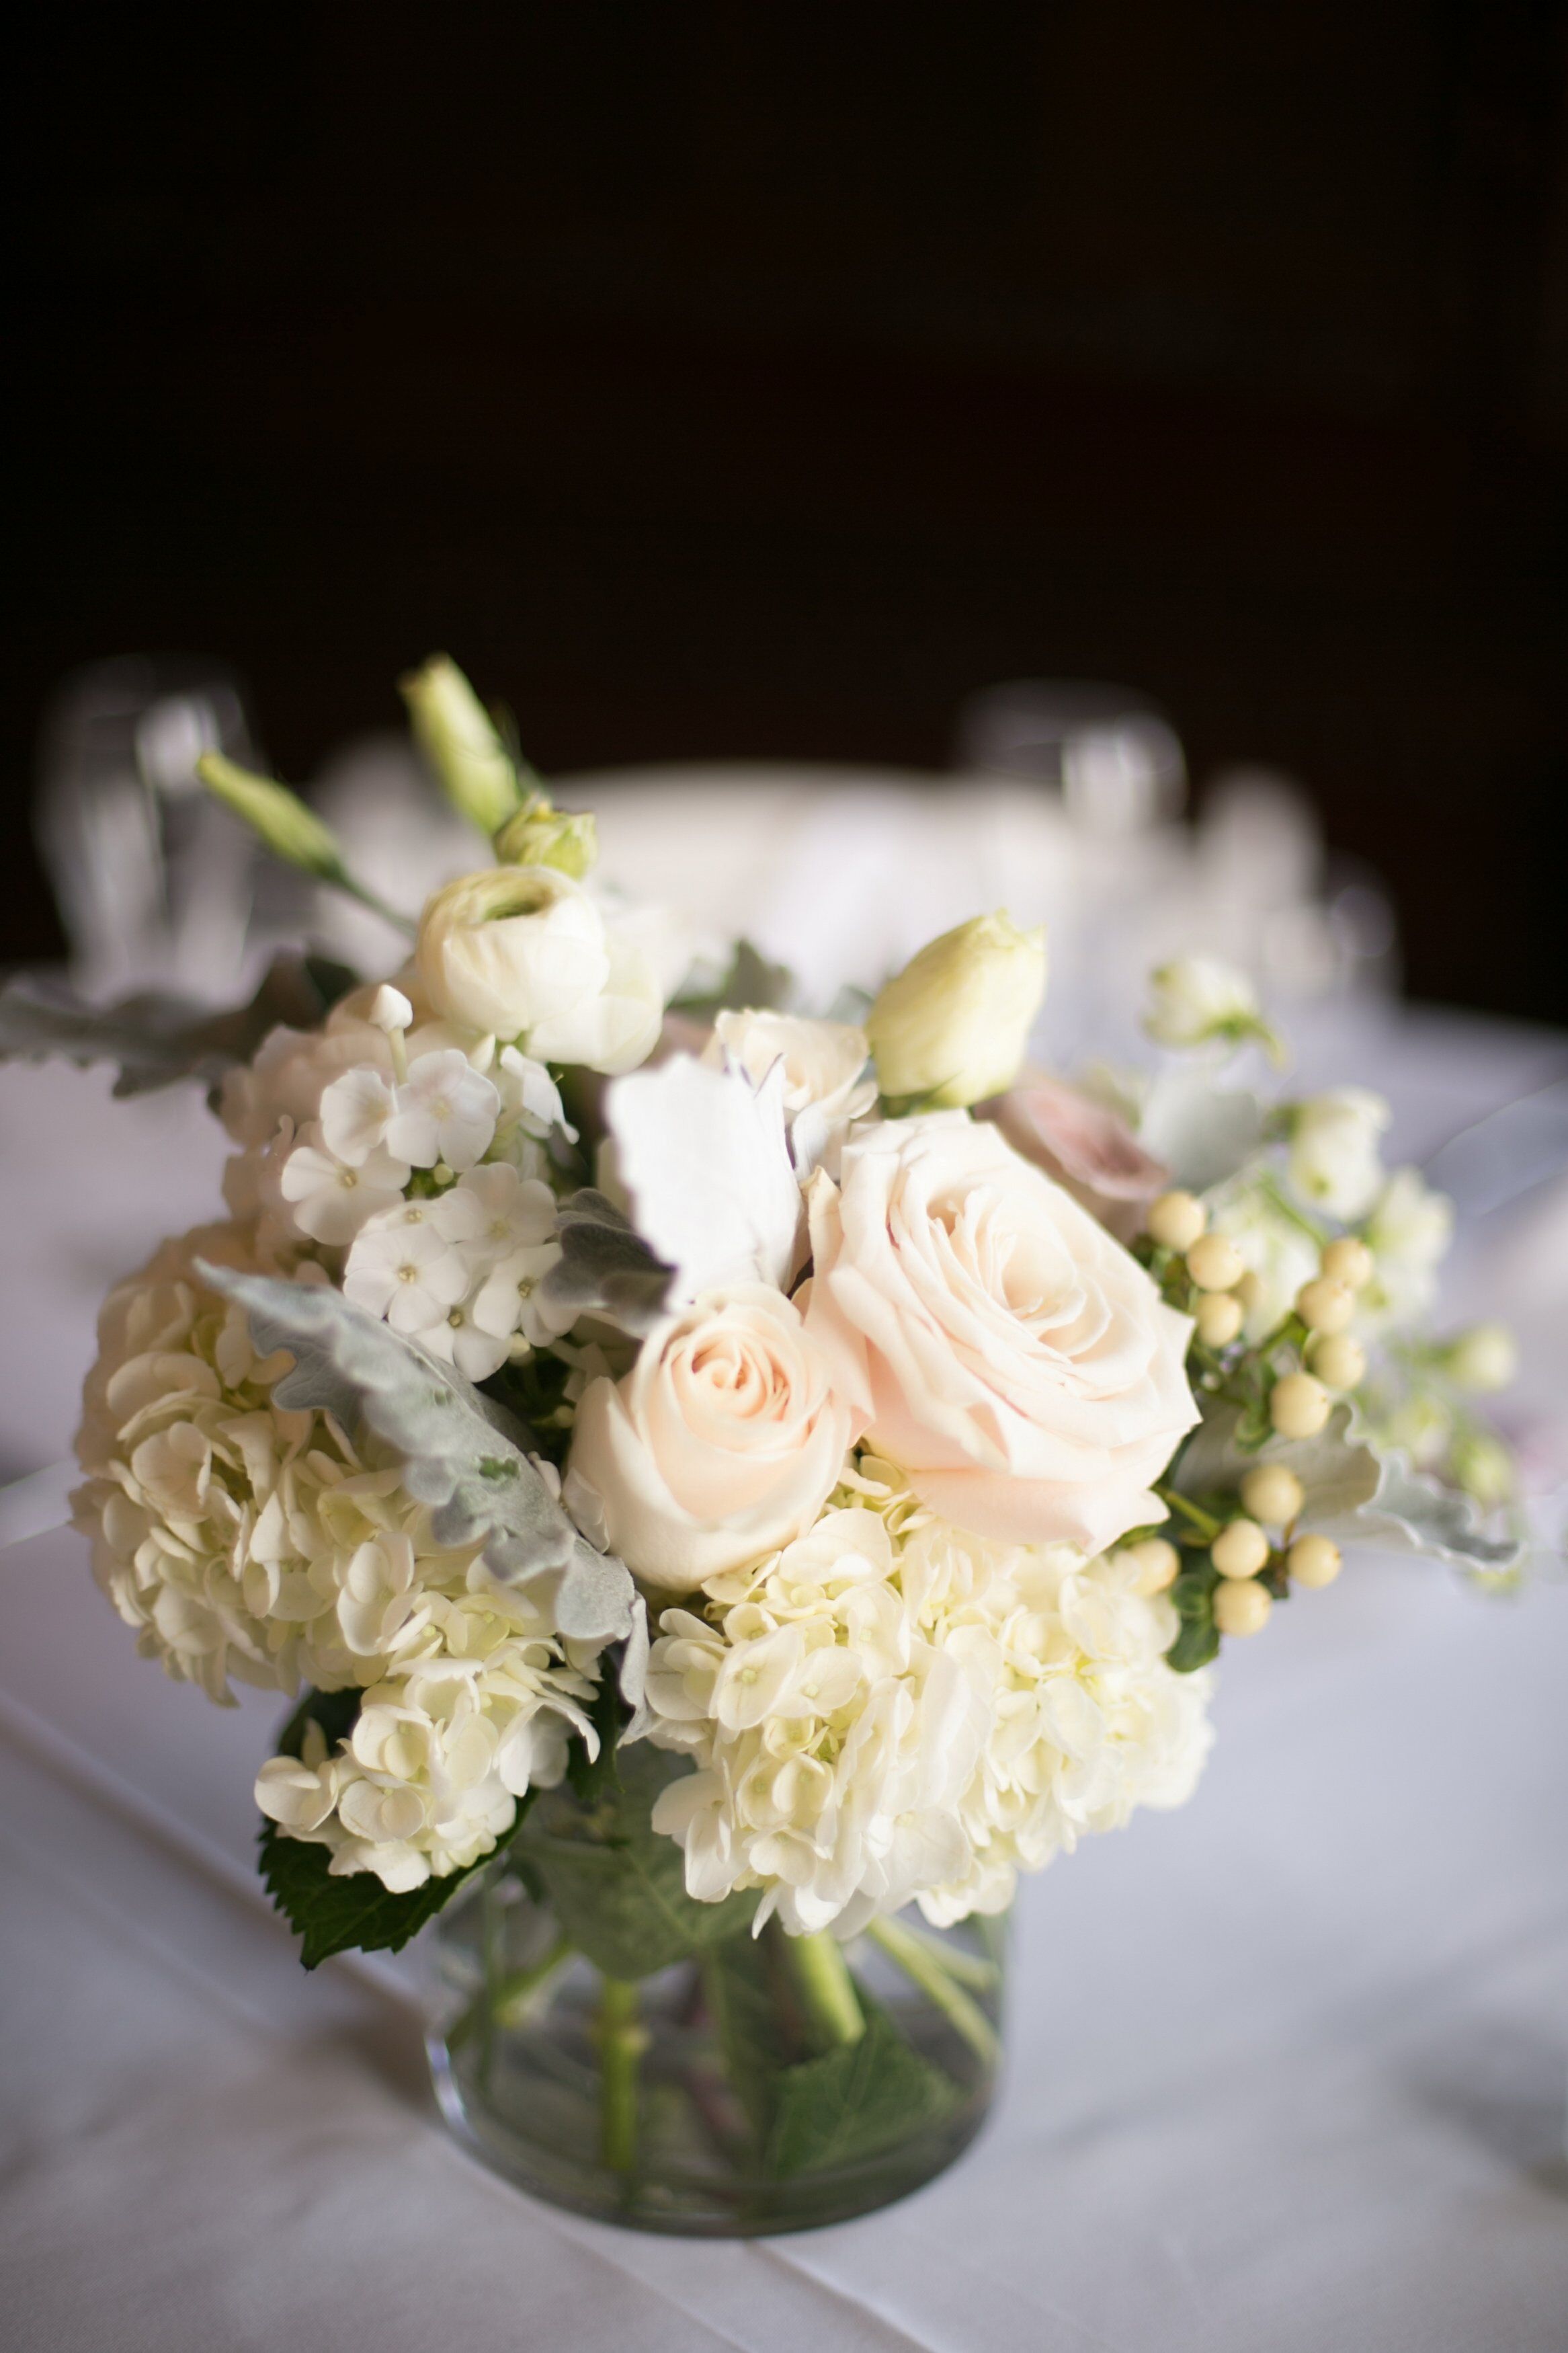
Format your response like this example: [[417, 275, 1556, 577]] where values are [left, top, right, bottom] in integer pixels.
[[198, 1267, 638, 1642], [767, 2003, 961, 2178], [259, 1819, 491, 1970], [0, 952, 359, 1102], [674, 938, 794, 1021], [702, 1931, 804, 2146], [538, 1189, 675, 1337], [1166, 1566, 1221, 1673], [519, 1745, 754, 1980]]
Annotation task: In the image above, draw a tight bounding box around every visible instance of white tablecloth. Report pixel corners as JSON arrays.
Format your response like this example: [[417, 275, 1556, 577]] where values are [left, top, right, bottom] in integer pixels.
[[3, 1006, 1568, 2352]]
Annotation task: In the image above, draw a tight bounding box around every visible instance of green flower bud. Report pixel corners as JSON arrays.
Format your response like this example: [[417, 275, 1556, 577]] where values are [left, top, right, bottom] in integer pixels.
[[399, 654, 522, 837], [1449, 1427, 1514, 1508], [1438, 1322, 1517, 1395], [867, 911, 1047, 1109], [196, 754, 347, 881], [493, 801, 598, 878]]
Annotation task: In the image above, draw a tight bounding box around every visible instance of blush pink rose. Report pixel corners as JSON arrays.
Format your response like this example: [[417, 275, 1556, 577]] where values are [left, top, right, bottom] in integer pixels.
[[563, 1284, 856, 1591], [800, 1113, 1197, 1553], [979, 1072, 1168, 1243]]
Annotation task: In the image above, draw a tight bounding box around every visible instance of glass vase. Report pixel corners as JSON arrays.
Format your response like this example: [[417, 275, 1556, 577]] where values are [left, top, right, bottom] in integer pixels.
[[427, 1858, 1006, 2237]]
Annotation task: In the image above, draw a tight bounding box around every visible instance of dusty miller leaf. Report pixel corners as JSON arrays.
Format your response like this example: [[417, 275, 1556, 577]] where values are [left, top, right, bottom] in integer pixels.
[[538, 1188, 675, 1337], [199, 1265, 637, 1643], [1171, 1398, 1520, 1571], [0, 953, 358, 1101]]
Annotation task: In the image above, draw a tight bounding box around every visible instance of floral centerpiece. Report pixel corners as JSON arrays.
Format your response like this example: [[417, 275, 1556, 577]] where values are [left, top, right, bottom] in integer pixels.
[[0, 658, 1521, 2234]]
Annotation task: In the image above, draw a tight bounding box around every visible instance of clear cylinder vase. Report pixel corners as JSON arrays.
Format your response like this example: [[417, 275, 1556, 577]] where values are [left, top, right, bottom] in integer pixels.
[[427, 1859, 1006, 2237]]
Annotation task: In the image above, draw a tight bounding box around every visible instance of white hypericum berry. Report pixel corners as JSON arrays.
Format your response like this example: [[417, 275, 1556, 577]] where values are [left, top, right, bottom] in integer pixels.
[[1286, 1533, 1342, 1589], [1211, 1518, 1270, 1581], [1186, 1233, 1246, 1292], [1319, 1235, 1374, 1291], [1147, 1190, 1207, 1252], [1240, 1464, 1305, 1527], [1270, 1370, 1330, 1439], [1310, 1332, 1366, 1392], [1195, 1292, 1245, 1349], [1213, 1579, 1272, 1636], [1124, 1536, 1182, 1594], [1295, 1275, 1355, 1334]]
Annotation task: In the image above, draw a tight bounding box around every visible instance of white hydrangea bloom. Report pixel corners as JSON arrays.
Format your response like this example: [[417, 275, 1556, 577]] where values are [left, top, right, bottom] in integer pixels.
[[641, 1482, 1212, 1936], [255, 1589, 599, 1890]]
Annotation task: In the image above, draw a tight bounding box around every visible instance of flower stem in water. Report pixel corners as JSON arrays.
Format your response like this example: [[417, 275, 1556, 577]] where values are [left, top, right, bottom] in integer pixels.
[[788, 1931, 865, 2048], [866, 1915, 999, 2067], [593, 1976, 647, 2174]]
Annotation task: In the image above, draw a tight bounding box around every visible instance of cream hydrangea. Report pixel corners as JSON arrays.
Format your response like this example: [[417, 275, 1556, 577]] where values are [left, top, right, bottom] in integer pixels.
[[255, 1591, 600, 1890], [640, 1466, 1212, 1936]]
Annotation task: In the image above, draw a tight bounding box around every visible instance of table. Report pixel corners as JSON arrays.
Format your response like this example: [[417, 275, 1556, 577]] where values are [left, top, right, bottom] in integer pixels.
[[3, 1004, 1567, 2352]]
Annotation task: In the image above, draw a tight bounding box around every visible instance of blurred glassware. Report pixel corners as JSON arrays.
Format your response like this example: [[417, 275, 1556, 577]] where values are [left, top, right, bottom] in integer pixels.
[[954, 679, 1188, 832], [35, 656, 266, 1002]]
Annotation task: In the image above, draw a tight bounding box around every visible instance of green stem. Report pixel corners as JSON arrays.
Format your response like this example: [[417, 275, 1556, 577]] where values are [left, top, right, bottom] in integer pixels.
[[593, 1977, 647, 2174], [788, 1930, 865, 2047], [867, 1915, 1000, 2067], [493, 1931, 573, 2028], [1156, 1487, 1223, 1540], [332, 867, 419, 939]]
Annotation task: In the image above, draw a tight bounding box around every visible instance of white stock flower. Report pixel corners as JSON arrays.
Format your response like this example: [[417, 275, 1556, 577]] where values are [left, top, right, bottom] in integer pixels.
[[1208, 1180, 1321, 1341], [1145, 956, 1281, 1062], [704, 1010, 876, 1176], [495, 1045, 573, 1141], [1360, 1167, 1454, 1330], [342, 1207, 468, 1335], [641, 1490, 1212, 1933], [800, 1115, 1198, 1553], [564, 1285, 856, 1591], [1286, 1088, 1389, 1220], [279, 1129, 411, 1244], [319, 1066, 399, 1166], [382, 1048, 501, 1172]]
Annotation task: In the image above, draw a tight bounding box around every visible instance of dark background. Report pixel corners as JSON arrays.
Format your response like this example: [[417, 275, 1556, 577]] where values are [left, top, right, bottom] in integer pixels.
[[9, 6, 1567, 1018]]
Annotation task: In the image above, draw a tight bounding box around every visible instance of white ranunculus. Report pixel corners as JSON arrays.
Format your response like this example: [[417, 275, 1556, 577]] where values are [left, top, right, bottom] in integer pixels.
[[1286, 1087, 1390, 1220], [640, 1488, 1212, 1933], [799, 1115, 1198, 1553], [564, 1285, 855, 1591], [1145, 955, 1281, 1061], [417, 865, 660, 1073], [866, 912, 1046, 1108], [705, 1008, 876, 1176]]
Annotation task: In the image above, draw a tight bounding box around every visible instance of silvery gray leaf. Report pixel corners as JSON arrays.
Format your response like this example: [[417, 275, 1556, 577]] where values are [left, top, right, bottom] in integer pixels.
[[0, 954, 357, 1101], [1138, 1066, 1266, 1193], [198, 1265, 638, 1644], [617, 1595, 653, 1743], [1313, 1453, 1522, 1571], [540, 1189, 675, 1337], [1171, 1396, 1520, 1570]]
